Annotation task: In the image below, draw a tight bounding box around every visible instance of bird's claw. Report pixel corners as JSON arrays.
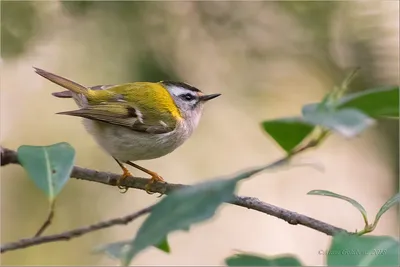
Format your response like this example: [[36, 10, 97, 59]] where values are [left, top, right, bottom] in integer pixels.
[[116, 168, 133, 194], [145, 175, 165, 197], [118, 184, 128, 193]]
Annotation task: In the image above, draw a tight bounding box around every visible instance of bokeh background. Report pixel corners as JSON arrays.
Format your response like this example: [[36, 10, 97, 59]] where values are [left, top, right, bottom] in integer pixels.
[[1, 1, 399, 266]]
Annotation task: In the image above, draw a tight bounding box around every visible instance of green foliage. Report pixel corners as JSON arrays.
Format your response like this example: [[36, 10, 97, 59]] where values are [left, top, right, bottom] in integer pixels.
[[303, 107, 375, 138], [261, 117, 314, 153], [262, 84, 399, 154], [225, 235, 399, 266], [327, 234, 400, 266], [337, 86, 399, 118], [17, 142, 75, 202], [372, 193, 400, 231], [60, 1, 95, 16], [61, 1, 145, 17], [129, 50, 181, 83], [226, 253, 303, 266], [155, 236, 171, 253], [307, 190, 369, 226], [94, 241, 130, 261], [94, 237, 170, 263], [237, 76, 399, 267], [308, 190, 400, 236], [96, 158, 290, 265], [1, 1, 39, 59], [122, 178, 239, 265]]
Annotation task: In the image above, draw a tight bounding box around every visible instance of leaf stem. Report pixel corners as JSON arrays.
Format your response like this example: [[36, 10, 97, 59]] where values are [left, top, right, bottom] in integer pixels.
[[34, 201, 55, 237], [355, 224, 374, 236]]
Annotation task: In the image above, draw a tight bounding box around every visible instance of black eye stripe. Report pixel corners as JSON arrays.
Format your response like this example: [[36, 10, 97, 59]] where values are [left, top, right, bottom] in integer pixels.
[[180, 93, 195, 101]]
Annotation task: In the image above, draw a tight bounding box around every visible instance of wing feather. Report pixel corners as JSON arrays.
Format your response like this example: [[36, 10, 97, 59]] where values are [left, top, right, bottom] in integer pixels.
[[54, 83, 177, 134], [58, 103, 174, 134]]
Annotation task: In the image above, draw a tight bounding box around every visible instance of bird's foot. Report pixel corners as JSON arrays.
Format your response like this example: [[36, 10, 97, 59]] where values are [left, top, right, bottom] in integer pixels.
[[145, 173, 165, 197], [117, 166, 133, 193]]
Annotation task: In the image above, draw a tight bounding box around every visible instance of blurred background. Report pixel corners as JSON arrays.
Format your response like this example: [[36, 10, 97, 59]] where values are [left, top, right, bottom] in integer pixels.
[[1, 1, 399, 265]]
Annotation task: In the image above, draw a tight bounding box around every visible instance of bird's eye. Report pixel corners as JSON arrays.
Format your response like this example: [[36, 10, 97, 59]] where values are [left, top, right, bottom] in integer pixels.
[[180, 93, 195, 101]]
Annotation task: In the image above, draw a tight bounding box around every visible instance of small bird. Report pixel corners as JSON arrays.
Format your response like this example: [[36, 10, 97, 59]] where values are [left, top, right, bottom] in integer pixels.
[[33, 67, 220, 193]]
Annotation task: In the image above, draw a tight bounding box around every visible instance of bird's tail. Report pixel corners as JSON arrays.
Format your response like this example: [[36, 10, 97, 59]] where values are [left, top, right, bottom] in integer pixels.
[[34, 67, 93, 107]]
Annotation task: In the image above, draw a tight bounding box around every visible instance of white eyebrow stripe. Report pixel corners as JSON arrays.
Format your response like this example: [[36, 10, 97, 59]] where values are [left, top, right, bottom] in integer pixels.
[[168, 85, 196, 97]]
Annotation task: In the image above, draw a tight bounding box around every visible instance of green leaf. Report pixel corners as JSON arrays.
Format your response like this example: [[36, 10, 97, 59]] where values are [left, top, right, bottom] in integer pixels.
[[155, 236, 170, 253], [261, 117, 314, 153], [307, 190, 369, 225], [123, 178, 238, 265], [225, 253, 302, 266], [303, 108, 375, 138], [94, 241, 130, 261], [94, 237, 170, 262], [122, 159, 291, 265], [17, 142, 75, 201], [327, 233, 400, 266], [373, 193, 400, 229], [302, 103, 321, 116], [337, 86, 399, 118]]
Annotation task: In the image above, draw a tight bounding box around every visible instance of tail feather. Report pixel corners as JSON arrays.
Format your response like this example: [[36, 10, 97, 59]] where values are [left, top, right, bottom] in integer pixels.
[[51, 85, 111, 99], [34, 67, 93, 107], [33, 67, 90, 96], [52, 91, 73, 98]]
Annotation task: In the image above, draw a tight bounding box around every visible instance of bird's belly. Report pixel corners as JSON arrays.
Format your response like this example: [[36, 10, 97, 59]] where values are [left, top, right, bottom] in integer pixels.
[[82, 119, 189, 162]]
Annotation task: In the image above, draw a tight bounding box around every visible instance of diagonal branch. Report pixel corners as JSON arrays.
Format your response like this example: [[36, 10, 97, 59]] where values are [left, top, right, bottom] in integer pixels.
[[0, 205, 153, 253], [1, 146, 347, 253]]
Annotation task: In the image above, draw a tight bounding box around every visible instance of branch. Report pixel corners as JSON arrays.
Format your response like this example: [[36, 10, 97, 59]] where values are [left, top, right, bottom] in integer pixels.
[[0, 205, 153, 253], [1, 146, 347, 252]]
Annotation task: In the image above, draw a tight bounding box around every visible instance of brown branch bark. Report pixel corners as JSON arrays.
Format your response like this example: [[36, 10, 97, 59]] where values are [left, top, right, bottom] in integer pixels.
[[1, 205, 153, 253], [0, 146, 347, 253]]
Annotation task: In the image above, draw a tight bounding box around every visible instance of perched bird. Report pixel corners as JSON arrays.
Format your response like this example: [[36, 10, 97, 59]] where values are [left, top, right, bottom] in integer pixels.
[[34, 67, 220, 193]]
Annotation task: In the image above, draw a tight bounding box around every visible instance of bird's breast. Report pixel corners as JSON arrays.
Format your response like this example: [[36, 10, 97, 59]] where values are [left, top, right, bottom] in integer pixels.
[[82, 119, 193, 162]]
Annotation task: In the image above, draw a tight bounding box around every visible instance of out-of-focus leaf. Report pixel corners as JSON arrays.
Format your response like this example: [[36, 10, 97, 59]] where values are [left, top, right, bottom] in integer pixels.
[[132, 50, 180, 82], [261, 117, 314, 153], [327, 233, 400, 266], [372, 193, 400, 228], [122, 178, 237, 265], [17, 142, 75, 201], [122, 159, 292, 265], [94, 237, 170, 262], [302, 108, 375, 138], [225, 253, 302, 266], [1, 1, 38, 59], [307, 190, 368, 225], [60, 1, 95, 16], [337, 86, 399, 118], [302, 103, 321, 116], [94, 241, 130, 261], [305, 86, 399, 119]]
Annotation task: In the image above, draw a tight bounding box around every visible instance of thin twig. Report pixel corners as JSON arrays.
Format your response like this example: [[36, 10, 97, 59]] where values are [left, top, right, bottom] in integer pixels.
[[0, 146, 347, 253], [1, 205, 153, 253], [34, 201, 55, 237]]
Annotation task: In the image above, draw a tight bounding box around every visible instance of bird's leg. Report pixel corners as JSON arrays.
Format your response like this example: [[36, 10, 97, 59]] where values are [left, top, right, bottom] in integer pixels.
[[125, 161, 165, 195], [113, 158, 132, 193]]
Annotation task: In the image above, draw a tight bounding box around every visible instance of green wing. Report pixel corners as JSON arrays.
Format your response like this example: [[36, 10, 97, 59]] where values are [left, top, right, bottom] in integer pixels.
[[55, 84, 177, 134]]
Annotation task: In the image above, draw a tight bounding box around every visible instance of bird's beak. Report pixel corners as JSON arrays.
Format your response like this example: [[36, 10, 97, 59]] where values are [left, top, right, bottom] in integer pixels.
[[200, 93, 221, 102]]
